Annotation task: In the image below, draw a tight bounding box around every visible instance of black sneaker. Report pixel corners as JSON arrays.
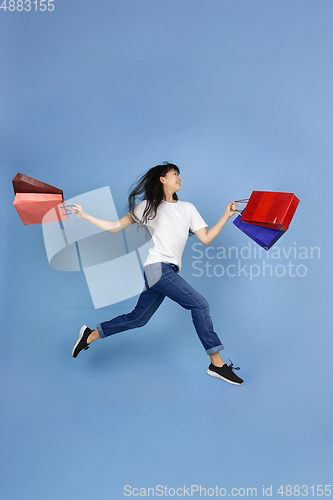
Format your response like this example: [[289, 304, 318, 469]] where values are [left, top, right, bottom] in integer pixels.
[[72, 325, 93, 358], [207, 359, 244, 385]]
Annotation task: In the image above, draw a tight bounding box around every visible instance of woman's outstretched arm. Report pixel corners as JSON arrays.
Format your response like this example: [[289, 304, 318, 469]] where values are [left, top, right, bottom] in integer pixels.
[[71, 204, 135, 233], [194, 202, 237, 246]]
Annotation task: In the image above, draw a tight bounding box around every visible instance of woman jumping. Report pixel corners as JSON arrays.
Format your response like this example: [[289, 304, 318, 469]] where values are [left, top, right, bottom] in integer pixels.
[[71, 163, 243, 386]]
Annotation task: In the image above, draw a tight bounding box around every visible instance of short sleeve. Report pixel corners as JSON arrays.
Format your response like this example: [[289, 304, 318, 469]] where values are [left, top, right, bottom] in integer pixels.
[[189, 203, 208, 232], [133, 200, 147, 223]]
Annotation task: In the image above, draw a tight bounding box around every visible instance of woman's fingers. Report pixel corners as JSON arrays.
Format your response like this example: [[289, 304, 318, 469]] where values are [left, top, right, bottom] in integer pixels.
[[71, 204, 82, 215], [225, 201, 237, 218]]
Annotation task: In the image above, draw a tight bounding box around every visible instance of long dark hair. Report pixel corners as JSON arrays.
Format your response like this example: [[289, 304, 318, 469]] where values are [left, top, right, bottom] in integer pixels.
[[128, 162, 180, 225]]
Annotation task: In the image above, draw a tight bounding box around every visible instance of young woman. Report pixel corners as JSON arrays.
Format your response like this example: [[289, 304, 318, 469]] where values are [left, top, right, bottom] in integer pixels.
[[71, 163, 243, 386]]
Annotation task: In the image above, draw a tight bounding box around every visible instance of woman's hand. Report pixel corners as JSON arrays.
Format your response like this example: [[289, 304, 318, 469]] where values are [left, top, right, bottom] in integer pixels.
[[71, 204, 86, 219], [224, 201, 237, 219]]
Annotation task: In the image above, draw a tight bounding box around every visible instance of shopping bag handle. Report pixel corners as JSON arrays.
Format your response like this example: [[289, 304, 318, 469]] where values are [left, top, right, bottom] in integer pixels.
[[61, 199, 75, 216], [234, 199, 249, 215]]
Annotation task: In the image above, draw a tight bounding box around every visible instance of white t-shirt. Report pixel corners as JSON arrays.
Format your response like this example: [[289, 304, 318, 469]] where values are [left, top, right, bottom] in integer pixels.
[[133, 199, 208, 271]]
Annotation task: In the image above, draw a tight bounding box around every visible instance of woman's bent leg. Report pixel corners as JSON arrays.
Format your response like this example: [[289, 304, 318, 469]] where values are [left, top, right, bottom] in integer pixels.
[[151, 263, 224, 355], [97, 287, 165, 338]]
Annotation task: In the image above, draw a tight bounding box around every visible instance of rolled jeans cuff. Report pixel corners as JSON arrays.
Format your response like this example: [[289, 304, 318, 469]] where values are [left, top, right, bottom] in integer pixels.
[[96, 323, 106, 339], [206, 344, 224, 355]]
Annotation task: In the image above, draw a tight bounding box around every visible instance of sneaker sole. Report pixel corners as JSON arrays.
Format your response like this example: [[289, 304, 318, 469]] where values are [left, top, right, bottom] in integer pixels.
[[206, 368, 243, 386], [72, 325, 88, 357]]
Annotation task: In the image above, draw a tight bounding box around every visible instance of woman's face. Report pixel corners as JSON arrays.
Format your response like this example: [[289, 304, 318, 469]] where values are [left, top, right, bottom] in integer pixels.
[[160, 169, 181, 193]]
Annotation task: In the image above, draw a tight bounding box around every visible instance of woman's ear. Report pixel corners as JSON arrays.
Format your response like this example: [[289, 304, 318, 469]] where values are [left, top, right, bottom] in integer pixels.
[[159, 176, 165, 184]]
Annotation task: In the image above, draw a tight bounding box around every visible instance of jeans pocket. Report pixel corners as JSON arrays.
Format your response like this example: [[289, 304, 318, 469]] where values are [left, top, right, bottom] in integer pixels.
[[144, 263, 163, 288]]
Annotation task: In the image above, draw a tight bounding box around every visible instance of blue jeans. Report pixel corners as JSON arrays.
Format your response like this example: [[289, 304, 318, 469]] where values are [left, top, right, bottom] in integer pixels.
[[96, 262, 224, 354]]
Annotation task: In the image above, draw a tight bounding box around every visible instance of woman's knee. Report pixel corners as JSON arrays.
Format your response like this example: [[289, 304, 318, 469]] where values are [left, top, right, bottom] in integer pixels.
[[117, 309, 149, 329], [193, 295, 210, 311], [127, 310, 150, 328]]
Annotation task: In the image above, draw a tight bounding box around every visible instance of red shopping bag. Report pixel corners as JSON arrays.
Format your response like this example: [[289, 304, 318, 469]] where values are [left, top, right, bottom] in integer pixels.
[[12, 173, 69, 225], [13, 193, 68, 225], [12, 173, 64, 196], [240, 191, 300, 231]]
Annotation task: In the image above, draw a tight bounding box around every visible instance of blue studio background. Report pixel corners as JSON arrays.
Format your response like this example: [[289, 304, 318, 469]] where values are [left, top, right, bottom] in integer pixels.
[[1, 1, 332, 499]]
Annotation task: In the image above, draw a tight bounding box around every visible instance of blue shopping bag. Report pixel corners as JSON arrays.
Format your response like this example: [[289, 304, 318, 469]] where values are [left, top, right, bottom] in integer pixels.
[[233, 212, 285, 250]]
